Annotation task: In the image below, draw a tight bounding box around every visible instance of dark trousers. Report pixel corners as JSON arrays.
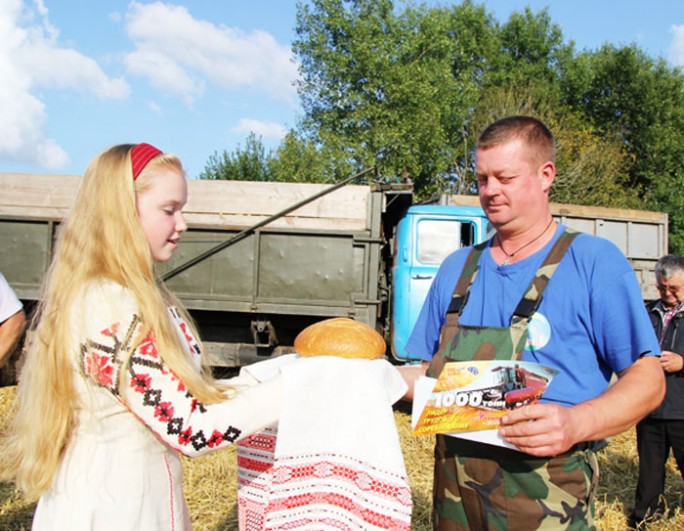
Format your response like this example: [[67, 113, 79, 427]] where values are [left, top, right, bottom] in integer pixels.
[[632, 417, 684, 522]]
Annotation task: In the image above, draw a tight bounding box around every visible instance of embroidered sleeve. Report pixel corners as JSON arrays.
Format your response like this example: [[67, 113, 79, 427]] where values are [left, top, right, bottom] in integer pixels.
[[121, 329, 281, 456], [78, 285, 281, 457], [80, 317, 138, 394]]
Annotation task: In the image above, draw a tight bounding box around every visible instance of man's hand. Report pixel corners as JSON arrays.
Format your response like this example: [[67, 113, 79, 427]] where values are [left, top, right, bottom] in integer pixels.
[[499, 403, 579, 457], [396, 362, 428, 401], [500, 356, 664, 457], [0, 309, 26, 368], [660, 350, 684, 373]]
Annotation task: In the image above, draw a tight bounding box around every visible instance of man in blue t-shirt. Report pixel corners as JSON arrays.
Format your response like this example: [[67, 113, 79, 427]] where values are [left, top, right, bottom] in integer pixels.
[[399, 116, 665, 530]]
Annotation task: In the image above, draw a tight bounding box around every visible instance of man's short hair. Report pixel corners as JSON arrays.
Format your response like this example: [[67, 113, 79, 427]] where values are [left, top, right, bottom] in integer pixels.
[[477, 116, 556, 164], [655, 254, 684, 280]]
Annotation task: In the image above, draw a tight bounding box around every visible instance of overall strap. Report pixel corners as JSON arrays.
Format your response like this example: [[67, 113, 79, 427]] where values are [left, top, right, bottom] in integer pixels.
[[446, 241, 489, 316], [511, 229, 580, 324]]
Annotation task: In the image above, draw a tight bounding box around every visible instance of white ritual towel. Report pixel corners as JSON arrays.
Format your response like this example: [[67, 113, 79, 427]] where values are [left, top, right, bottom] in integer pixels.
[[237, 356, 412, 530], [239, 353, 298, 383]]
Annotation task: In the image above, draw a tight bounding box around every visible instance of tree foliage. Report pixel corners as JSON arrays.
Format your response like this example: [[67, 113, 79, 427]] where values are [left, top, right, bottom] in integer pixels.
[[468, 84, 635, 208], [200, 133, 274, 181], [269, 131, 331, 182], [293, 0, 486, 196], [202, 0, 684, 253], [199, 132, 333, 183], [564, 45, 684, 250]]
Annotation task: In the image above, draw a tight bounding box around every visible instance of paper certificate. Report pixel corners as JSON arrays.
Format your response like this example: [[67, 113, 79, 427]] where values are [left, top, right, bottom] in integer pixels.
[[412, 360, 559, 440]]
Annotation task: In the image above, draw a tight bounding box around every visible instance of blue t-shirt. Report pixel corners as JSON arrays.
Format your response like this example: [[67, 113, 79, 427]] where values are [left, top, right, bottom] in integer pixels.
[[406, 225, 660, 406]]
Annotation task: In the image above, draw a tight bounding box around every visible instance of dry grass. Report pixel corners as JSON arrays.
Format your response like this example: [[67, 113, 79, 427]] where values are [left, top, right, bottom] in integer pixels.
[[1, 386, 683, 530]]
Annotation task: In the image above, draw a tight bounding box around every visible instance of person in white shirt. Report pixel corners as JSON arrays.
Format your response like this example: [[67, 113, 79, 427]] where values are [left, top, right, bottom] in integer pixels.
[[0, 272, 25, 370]]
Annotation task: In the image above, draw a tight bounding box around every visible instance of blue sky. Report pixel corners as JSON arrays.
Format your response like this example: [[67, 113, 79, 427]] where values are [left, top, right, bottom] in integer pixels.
[[2, 0, 684, 179]]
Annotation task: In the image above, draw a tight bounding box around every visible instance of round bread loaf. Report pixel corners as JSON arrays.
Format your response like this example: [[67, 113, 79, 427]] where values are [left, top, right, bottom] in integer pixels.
[[294, 317, 386, 359]]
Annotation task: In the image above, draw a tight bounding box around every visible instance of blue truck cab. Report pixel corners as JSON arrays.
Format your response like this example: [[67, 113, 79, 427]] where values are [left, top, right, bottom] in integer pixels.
[[391, 204, 492, 362]]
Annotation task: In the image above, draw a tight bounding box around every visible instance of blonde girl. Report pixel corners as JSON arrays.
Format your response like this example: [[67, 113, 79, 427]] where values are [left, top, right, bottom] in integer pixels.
[[2, 144, 281, 529]]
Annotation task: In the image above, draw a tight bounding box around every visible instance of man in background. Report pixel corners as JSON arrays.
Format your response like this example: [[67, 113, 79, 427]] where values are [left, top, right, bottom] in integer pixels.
[[630, 254, 684, 528]]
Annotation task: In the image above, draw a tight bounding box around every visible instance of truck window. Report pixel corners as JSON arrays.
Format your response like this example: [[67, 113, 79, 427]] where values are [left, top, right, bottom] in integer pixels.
[[417, 220, 474, 264]]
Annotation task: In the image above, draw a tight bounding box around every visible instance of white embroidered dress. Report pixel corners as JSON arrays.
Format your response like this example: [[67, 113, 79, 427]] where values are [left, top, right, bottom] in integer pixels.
[[31, 281, 280, 531]]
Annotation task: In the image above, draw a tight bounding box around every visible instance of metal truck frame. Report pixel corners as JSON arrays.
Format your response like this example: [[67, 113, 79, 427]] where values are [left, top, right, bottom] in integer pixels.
[[0, 172, 669, 369]]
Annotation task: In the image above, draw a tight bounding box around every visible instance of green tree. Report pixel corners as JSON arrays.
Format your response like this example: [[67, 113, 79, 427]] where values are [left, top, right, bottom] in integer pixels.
[[563, 45, 684, 252], [443, 6, 632, 205], [268, 131, 330, 182], [199, 133, 274, 181], [467, 84, 634, 208], [205, 1, 684, 252], [292, 1, 635, 204], [486, 7, 570, 89], [293, 0, 498, 197]]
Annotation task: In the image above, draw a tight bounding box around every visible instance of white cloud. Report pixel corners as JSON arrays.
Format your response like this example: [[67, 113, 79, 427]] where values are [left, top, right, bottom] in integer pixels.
[[18, 43, 130, 99], [669, 24, 684, 66], [148, 101, 163, 114], [125, 48, 203, 105], [124, 2, 298, 105], [0, 0, 129, 168], [231, 118, 287, 140], [0, 76, 69, 169]]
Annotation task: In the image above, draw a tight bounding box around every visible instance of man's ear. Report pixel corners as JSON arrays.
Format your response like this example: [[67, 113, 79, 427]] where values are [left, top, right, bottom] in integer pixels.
[[539, 161, 555, 193]]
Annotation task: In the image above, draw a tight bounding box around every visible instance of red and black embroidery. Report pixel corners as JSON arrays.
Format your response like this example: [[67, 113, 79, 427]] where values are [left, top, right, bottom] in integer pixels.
[[78, 308, 243, 454], [186, 426, 242, 451], [129, 361, 241, 451], [79, 315, 140, 393], [169, 306, 201, 358]]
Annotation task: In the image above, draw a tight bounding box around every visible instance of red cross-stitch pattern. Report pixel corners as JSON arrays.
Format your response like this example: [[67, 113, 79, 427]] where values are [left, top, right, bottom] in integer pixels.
[[79, 310, 242, 456], [237, 430, 412, 531], [84, 351, 115, 388]]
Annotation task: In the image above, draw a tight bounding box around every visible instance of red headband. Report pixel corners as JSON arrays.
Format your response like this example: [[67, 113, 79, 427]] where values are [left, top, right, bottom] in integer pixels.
[[131, 143, 163, 180]]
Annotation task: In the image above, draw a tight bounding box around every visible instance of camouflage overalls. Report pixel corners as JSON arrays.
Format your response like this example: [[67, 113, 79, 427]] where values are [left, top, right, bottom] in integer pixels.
[[428, 230, 601, 530]]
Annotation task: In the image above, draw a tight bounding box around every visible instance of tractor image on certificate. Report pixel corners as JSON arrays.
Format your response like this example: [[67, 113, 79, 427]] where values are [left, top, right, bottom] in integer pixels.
[[413, 360, 559, 436]]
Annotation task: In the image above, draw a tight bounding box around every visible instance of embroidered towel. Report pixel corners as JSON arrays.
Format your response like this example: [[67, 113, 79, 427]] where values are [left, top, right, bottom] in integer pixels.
[[237, 356, 412, 530]]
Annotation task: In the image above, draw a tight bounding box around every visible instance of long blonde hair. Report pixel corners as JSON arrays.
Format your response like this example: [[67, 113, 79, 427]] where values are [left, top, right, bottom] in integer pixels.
[[2, 144, 227, 497]]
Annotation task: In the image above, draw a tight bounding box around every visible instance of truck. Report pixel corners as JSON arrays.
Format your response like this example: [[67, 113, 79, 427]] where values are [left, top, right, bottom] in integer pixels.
[[0, 171, 669, 369]]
